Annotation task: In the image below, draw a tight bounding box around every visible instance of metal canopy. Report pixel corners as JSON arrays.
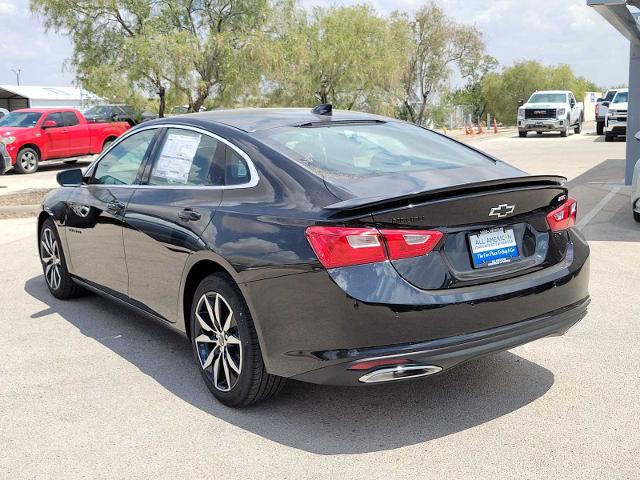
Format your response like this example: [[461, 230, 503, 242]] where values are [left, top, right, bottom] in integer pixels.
[[589, 0, 640, 184]]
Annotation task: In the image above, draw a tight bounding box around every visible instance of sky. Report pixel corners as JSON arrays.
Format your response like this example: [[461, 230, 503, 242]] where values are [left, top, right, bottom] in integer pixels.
[[0, 0, 630, 89]]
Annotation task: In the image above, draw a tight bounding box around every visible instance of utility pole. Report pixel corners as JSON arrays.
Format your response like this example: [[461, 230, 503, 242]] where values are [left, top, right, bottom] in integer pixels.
[[11, 68, 21, 86]]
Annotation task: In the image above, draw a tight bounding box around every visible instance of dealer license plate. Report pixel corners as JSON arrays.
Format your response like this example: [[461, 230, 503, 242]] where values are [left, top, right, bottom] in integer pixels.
[[469, 228, 519, 268]]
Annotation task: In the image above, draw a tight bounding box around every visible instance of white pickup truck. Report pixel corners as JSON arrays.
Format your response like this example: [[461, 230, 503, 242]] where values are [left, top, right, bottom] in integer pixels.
[[517, 90, 584, 138]]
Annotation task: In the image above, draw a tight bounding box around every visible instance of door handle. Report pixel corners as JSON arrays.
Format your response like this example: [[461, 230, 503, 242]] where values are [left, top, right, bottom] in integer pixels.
[[106, 200, 126, 214], [178, 208, 201, 221]]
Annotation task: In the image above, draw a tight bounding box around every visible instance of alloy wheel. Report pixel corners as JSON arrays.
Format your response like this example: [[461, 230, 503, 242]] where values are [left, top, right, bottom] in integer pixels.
[[20, 151, 37, 172], [40, 228, 62, 290], [194, 292, 243, 392]]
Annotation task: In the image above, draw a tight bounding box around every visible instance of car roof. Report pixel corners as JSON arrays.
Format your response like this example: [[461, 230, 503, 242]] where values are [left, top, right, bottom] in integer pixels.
[[14, 108, 79, 113], [153, 108, 391, 133]]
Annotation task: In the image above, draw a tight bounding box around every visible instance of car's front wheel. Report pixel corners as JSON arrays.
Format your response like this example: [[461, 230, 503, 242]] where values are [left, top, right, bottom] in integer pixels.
[[596, 121, 604, 135], [190, 273, 285, 407], [15, 147, 40, 174], [39, 218, 85, 299]]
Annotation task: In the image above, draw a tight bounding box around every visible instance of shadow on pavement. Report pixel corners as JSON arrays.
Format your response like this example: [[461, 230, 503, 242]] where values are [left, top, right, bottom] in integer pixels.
[[567, 159, 640, 242], [25, 275, 555, 455]]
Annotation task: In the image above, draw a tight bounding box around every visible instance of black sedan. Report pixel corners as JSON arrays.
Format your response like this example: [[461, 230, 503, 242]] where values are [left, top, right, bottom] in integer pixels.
[[39, 106, 590, 407]]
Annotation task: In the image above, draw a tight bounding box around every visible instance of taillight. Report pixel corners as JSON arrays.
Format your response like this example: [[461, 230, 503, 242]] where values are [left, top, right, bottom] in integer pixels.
[[379, 229, 444, 260], [546, 198, 577, 231], [305, 226, 443, 268]]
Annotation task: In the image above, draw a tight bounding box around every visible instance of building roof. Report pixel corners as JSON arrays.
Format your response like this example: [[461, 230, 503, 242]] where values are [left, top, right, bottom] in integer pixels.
[[0, 85, 99, 101]]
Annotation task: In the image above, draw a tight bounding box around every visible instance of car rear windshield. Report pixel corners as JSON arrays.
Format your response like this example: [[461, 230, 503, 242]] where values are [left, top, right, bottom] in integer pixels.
[[528, 93, 567, 103], [255, 121, 493, 178], [612, 92, 628, 104], [0, 112, 42, 127]]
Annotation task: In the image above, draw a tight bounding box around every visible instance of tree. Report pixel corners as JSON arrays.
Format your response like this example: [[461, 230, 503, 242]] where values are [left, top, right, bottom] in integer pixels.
[[31, 0, 268, 115], [263, 3, 409, 114], [449, 54, 498, 122], [482, 61, 602, 124], [398, 1, 486, 126]]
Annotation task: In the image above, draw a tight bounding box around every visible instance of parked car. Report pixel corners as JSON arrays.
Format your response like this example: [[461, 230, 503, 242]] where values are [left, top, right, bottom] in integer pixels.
[[604, 89, 628, 142], [83, 104, 141, 126], [169, 105, 207, 116], [596, 89, 621, 135], [0, 108, 130, 174], [39, 107, 590, 407], [517, 90, 584, 137]]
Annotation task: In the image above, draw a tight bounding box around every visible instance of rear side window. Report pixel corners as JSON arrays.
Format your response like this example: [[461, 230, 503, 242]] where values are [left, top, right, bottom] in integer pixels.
[[225, 149, 250, 185], [149, 129, 225, 186], [62, 112, 79, 126], [256, 121, 492, 178], [92, 129, 156, 185]]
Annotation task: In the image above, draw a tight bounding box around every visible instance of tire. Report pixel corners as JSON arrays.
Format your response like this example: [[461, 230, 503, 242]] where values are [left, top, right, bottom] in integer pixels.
[[190, 273, 286, 407], [64, 159, 78, 165], [536, 132, 543, 135], [560, 127, 568, 137], [14, 147, 40, 174], [634, 209, 640, 223], [102, 140, 114, 152], [574, 119, 582, 134], [518, 130, 527, 138], [596, 122, 604, 135], [605, 134, 613, 142], [39, 218, 86, 299]]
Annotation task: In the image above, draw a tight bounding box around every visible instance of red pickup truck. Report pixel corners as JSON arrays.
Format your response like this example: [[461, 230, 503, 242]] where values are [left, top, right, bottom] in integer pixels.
[[0, 108, 130, 174]]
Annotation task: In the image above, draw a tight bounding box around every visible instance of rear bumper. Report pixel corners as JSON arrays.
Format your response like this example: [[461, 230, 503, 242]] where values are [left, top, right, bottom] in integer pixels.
[[245, 229, 590, 383], [0, 144, 12, 174], [293, 297, 589, 385]]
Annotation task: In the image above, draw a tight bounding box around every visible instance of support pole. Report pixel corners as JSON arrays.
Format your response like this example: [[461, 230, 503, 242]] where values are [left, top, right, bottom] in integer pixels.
[[626, 41, 640, 185]]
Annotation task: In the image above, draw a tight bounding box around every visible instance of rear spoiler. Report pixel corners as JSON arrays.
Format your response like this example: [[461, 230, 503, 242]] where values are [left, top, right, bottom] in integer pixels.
[[324, 175, 567, 211]]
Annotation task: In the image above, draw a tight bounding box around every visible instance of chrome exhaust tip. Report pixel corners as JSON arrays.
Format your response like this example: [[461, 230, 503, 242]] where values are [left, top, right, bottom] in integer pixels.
[[358, 364, 442, 384]]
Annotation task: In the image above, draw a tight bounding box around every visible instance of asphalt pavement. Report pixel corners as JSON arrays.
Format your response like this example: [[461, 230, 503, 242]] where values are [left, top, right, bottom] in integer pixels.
[[1, 124, 638, 479]]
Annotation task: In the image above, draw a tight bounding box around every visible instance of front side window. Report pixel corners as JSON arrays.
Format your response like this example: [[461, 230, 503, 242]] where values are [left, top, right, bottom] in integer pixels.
[[92, 129, 157, 185], [44, 112, 64, 127], [256, 121, 492, 178], [149, 128, 225, 186]]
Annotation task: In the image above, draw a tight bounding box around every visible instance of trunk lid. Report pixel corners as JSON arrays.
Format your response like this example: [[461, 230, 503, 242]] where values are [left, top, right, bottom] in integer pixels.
[[324, 172, 569, 290]]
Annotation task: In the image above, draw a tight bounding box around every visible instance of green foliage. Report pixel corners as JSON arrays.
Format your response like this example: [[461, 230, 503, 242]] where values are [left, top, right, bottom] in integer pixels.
[[482, 61, 602, 125], [262, 3, 409, 115], [30, 0, 602, 125], [397, 1, 486, 125]]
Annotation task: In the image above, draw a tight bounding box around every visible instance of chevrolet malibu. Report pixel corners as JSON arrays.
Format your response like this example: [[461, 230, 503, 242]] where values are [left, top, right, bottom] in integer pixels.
[[38, 106, 590, 407]]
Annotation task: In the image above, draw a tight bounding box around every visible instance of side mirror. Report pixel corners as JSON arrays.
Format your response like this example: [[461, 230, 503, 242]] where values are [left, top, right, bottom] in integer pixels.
[[596, 98, 603, 102], [43, 120, 58, 129], [57, 168, 84, 187], [518, 99, 524, 107]]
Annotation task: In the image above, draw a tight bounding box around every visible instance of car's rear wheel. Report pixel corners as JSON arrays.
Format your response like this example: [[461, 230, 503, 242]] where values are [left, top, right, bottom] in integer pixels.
[[39, 218, 85, 299], [14, 147, 39, 174], [190, 273, 285, 407]]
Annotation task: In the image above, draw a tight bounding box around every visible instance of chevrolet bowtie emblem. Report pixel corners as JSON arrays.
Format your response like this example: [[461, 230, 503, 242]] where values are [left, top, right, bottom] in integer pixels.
[[489, 204, 515, 218]]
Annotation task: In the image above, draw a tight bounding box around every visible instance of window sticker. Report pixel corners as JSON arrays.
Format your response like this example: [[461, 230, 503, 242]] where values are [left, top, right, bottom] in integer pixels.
[[153, 133, 202, 183]]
